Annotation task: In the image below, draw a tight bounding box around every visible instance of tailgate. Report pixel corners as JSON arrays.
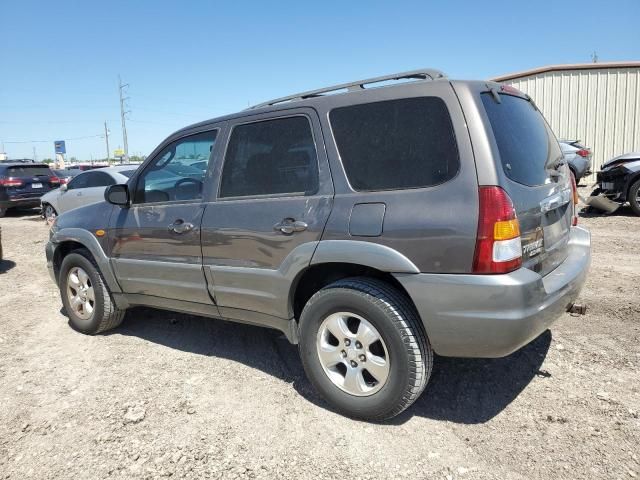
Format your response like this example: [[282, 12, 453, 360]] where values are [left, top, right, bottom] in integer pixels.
[[6, 165, 57, 196], [481, 90, 572, 277]]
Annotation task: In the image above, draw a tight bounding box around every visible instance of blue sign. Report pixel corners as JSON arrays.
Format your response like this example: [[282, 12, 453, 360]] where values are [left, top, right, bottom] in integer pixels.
[[54, 140, 66, 154]]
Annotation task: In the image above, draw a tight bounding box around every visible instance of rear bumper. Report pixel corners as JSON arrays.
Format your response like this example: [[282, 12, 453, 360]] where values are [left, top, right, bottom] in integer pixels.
[[394, 226, 591, 358], [0, 197, 42, 209]]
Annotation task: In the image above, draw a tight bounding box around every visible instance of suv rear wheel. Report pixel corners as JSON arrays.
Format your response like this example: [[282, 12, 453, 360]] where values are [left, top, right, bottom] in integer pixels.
[[298, 277, 432, 421], [59, 250, 125, 334]]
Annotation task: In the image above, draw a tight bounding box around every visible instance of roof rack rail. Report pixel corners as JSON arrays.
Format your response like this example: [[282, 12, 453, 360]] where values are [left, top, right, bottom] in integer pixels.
[[249, 68, 446, 110]]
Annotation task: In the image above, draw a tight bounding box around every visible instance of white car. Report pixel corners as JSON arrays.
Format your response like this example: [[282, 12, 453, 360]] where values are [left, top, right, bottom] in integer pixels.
[[41, 165, 138, 220]]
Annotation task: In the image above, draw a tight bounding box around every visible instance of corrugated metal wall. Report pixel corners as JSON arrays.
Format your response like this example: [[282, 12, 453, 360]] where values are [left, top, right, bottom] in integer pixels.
[[503, 67, 640, 181]]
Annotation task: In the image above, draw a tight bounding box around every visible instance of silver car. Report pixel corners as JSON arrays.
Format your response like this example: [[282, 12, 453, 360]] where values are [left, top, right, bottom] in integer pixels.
[[41, 165, 138, 220], [560, 140, 592, 182]]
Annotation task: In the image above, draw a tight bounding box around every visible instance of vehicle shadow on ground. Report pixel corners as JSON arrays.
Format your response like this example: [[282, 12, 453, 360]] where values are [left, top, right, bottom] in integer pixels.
[[0, 259, 17, 274], [1, 208, 41, 219], [113, 307, 551, 425], [579, 205, 636, 218]]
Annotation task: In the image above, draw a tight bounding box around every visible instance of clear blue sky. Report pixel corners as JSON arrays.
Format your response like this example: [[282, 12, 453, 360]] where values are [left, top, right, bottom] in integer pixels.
[[1, 0, 639, 160]]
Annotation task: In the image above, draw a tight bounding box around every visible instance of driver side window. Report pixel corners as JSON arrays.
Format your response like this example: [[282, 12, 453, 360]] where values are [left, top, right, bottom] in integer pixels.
[[134, 130, 218, 204]]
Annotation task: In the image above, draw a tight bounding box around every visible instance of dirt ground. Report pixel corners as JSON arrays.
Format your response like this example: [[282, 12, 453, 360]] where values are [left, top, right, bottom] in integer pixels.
[[0, 193, 639, 480]]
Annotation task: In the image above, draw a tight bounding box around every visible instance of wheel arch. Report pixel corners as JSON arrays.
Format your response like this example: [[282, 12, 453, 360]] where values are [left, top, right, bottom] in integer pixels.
[[51, 228, 122, 293], [290, 261, 420, 324], [624, 170, 640, 202]]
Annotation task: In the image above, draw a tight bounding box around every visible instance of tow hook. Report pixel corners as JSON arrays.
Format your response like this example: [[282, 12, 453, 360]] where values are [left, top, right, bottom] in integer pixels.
[[567, 303, 587, 315]]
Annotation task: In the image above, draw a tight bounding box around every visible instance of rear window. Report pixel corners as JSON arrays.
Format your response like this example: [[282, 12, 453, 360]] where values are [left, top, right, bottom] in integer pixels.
[[7, 166, 52, 177], [330, 97, 459, 191], [481, 93, 562, 187]]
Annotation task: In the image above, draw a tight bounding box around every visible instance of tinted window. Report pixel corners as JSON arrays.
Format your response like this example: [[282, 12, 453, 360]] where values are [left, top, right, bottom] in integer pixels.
[[7, 166, 52, 177], [220, 116, 318, 198], [330, 97, 459, 191], [86, 171, 116, 187], [134, 130, 217, 203], [481, 93, 562, 186], [67, 173, 90, 189], [67, 171, 113, 189], [119, 170, 136, 178]]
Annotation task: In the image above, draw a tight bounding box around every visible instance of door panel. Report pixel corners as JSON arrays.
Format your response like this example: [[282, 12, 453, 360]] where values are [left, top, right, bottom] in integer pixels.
[[202, 109, 333, 320], [110, 203, 210, 303], [201, 196, 332, 318]]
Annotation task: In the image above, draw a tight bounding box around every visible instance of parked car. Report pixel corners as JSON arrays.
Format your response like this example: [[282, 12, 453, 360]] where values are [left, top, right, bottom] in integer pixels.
[[559, 140, 592, 182], [53, 169, 81, 185], [589, 152, 640, 216], [0, 162, 60, 217], [65, 163, 109, 172], [45, 70, 591, 421], [40, 165, 139, 220]]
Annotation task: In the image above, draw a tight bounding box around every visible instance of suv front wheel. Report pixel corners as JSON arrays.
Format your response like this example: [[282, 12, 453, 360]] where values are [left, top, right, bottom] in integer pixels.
[[59, 250, 125, 334], [298, 277, 433, 421]]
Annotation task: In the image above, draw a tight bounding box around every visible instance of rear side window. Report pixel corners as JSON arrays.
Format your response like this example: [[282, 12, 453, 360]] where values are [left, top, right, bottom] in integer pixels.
[[220, 116, 318, 198], [481, 93, 562, 186], [7, 166, 52, 177], [330, 97, 459, 191]]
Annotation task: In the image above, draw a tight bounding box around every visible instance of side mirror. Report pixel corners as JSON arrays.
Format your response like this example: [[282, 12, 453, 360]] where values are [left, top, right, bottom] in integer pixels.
[[105, 184, 130, 206], [60, 184, 67, 192]]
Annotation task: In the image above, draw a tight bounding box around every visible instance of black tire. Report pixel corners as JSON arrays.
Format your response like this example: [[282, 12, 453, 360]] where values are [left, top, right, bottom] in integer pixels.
[[59, 249, 125, 334], [43, 203, 57, 221], [298, 277, 432, 421], [0, 208, 6, 218], [628, 179, 640, 216]]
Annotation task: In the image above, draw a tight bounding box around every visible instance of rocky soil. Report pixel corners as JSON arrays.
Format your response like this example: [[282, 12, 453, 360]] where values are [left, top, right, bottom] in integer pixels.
[[0, 197, 638, 479]]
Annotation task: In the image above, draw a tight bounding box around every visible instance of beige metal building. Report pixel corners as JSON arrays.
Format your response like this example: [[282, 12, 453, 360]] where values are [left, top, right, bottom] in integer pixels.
[[493, 61, 640, 180]]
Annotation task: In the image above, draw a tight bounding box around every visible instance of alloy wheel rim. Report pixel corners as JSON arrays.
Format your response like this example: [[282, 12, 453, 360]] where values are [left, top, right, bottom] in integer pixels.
[[45, 205, 56, 220], [316, 312, 390, 396], [66, 267, 95, 321]]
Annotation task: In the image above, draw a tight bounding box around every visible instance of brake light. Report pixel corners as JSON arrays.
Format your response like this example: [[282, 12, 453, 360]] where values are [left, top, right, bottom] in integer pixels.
[[570, 172, 579, 226], [0, 178, 23, 187], [473, 186, 522, 274], [49, 176, 61, 184], [575, 149, 590, 158]]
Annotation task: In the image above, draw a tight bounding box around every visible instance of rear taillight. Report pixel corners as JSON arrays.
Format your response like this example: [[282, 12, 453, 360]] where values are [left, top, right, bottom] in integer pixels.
[[0, 178, 23, 187], [49, 176, 61, 184], [473, 186, 522, 274], [575, 149, 590, 158], [570, 172, 579, 226]]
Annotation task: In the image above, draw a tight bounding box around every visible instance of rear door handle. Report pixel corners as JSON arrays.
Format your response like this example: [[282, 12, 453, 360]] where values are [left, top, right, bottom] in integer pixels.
[[169, 219, 194, 234], [274, 218, 308, 235]]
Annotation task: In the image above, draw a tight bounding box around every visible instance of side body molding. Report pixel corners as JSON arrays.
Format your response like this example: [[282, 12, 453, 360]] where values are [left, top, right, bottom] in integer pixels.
[[310, 240, 420, 273], [51, 227, 122, 293]]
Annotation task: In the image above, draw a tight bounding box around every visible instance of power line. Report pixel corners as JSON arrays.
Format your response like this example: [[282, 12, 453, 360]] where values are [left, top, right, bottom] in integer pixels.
[[2, 134, 105, 144]]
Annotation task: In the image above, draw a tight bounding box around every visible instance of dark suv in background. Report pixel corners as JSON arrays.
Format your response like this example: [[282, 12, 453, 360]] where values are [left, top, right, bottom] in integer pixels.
[[45, 70, 591, 421], [0, 162, 60, 217]]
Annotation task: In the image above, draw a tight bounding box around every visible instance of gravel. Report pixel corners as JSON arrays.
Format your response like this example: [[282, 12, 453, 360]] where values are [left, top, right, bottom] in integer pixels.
[[0, 197, 638, 479]]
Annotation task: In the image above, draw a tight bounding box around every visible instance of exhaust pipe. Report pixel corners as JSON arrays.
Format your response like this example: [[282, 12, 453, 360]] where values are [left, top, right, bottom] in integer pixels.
[[567, 303, 587, 315]]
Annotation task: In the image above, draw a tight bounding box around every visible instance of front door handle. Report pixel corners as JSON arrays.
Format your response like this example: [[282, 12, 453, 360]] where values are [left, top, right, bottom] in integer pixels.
[[274, 218, 308, 235], [169, 219, 194, 234]]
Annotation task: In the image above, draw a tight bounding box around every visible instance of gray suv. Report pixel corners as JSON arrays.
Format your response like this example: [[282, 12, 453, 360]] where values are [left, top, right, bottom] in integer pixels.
[[45, 70, 591, 421]]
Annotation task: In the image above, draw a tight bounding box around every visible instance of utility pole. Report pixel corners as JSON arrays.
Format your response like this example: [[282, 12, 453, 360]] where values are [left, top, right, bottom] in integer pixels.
[[119, 75, 130, 163], [32, 146, 37, 162], [104, 121, 111, 163]]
